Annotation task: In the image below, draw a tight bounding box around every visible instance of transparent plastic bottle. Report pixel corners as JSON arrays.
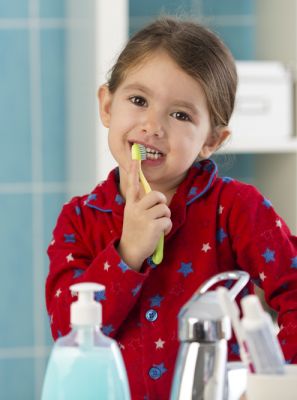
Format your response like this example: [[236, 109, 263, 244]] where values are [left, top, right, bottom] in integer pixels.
[[241, 294, 285, 375], [41, 283, 131, 400]]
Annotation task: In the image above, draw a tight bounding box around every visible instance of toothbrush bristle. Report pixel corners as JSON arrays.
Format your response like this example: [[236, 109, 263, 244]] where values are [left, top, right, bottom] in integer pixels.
[[138, 144, 147, 160], [131, 143, 147, 161]]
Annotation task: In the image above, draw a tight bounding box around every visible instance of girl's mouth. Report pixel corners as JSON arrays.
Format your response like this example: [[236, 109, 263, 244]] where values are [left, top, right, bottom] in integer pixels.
[[130, 142, 164, 160]]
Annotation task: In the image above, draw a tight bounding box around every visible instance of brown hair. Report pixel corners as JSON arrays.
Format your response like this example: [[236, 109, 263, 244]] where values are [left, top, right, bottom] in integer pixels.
[[107, 16, 237, 128]]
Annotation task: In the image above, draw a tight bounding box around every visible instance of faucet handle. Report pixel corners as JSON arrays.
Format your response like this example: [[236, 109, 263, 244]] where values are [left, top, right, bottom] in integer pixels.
[[179, 271, 250, 323], [196, 271, 249, 299]]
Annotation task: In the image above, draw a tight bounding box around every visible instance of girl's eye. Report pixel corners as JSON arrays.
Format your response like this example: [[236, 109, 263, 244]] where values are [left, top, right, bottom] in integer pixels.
[[129, 96, 147, 107], [171, 111, 191, 122]]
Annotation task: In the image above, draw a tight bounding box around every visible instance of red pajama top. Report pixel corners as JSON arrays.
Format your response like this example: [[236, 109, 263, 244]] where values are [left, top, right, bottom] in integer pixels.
[[46, 159, 297, 400]]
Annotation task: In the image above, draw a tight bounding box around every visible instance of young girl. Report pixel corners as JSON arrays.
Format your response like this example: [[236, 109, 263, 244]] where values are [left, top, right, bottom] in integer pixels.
[[46, 17, 297, 399]]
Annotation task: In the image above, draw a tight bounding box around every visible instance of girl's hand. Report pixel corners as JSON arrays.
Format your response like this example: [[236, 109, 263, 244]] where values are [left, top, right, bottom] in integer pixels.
[[117, 160, 172, 271]]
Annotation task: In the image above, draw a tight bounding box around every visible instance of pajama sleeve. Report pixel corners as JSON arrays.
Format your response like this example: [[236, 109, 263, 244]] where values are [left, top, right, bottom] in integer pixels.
[[46, 199, 150, 340], [228, 184, 297, 363]]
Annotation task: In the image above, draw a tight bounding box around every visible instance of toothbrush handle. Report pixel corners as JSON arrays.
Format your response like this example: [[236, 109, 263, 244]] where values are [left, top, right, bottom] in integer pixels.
[[139, 167, 164, 265], [139, 169, 151, 194], [152, 234, 164, 264]]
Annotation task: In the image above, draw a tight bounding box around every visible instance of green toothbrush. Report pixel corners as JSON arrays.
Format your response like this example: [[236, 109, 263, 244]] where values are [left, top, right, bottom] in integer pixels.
[[131, 143, 164, 264]]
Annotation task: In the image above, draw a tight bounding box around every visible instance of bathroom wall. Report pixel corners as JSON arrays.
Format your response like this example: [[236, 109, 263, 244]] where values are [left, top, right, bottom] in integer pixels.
[[0, 0, 67, 398], [0, 0, 256, 398]]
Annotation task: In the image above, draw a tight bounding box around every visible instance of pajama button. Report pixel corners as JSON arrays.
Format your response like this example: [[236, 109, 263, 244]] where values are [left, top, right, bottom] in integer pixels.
[[145, 309, 158, 322], [149, 366, 161, 380]]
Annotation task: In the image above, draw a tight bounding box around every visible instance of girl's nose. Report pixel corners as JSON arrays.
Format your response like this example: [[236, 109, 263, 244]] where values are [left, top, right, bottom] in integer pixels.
[[141, 111, 164, 137]]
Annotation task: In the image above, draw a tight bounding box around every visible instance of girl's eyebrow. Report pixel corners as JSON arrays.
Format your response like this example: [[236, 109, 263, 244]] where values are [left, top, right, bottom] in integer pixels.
[[122, 83, 152, 95], [171, 100, 199, 116]]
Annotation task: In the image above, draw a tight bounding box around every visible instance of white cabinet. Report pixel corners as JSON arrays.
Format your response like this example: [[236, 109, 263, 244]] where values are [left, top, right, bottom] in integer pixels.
[[219, 0, 297, 233]]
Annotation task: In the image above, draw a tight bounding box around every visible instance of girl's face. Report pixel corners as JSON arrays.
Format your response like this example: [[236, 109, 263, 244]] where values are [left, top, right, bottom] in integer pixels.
[[99, 51, 228, 199]]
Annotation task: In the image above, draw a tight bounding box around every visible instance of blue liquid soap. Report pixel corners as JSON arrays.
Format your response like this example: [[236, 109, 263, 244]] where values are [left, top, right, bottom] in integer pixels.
[[41, 283, 131, 400]]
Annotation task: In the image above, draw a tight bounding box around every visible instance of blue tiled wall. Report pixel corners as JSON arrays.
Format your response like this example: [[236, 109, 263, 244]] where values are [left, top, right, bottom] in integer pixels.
[[41, 29, 66, 182], [0, 0, 67, 398], [0, 30, 31, 182], [130, 0, 256, 183], [0, 358, 35, 399], [0, 0, 28, 18]]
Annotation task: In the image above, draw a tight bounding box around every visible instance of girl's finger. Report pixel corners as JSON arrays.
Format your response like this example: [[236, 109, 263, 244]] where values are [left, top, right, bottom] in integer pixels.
[[125, 160, 140, 203]]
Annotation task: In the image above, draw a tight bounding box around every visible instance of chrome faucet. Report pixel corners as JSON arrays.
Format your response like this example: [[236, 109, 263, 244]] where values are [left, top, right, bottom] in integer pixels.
[[170, 271, 249, 400]]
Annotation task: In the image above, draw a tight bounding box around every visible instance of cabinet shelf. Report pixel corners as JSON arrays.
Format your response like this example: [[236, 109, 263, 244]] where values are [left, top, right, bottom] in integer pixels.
[[219, 137, 297, 154]]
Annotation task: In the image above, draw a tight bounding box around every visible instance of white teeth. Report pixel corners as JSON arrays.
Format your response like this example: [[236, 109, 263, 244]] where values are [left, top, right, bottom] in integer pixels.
[[145, 147, 162, 155], [146, 151, 162, 160]]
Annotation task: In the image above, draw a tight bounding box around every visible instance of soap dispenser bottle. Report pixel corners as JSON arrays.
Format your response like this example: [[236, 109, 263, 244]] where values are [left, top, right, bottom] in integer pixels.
[[41, 282, 131, 400]]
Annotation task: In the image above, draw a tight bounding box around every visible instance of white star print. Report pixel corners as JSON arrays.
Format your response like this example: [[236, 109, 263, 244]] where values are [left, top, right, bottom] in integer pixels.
[[259, 272, 266, 281], [276, 219, 282, 228], [202, 243, 211, 253], [50, 239, 55, 246], [55, 288, 62, 298], [218, 205, 224, 214], [155, 338, 165, 349], [66, 253, 74, 262], [104, 262, 111, 271], [119, 342, 125, 350], [50, 314, 53, 324]]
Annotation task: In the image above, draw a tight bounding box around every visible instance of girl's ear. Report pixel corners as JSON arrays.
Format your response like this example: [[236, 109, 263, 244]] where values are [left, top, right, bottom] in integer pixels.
[[97, 84, 113, 128], [199, 126, 231, 159]]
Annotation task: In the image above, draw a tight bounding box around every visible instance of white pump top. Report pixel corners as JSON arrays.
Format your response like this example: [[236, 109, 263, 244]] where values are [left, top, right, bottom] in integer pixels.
[[70, 282, 105, 326], [241, 294, 263, 320]]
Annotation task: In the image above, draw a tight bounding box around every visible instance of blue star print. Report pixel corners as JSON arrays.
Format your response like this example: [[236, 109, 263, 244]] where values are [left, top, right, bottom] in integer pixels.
[[262, 198, 272, 208], [178, 262, 193, 277], [118, 260, 129, 273], [102, 324, 114, 336], [75, 206, 81, 215], [150, 294, 164, 307], [188, 186, 198, 196], [73, 269, 84, 278], [291, 256, 297, 269], [262, 248, 275, 263], [132, 284, 142, 296], [115, 194, 124, 205], [224, 279, 233, 289], [95, 290, 106, 301], [216, 228, 227, 243], [155, 363, 167, 375], [231, 343, 240, 355], [240, 287, 249, 298], [64, 233, 76, 243]]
